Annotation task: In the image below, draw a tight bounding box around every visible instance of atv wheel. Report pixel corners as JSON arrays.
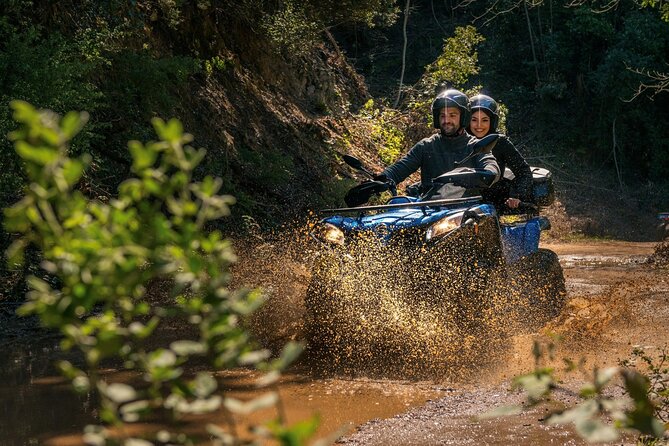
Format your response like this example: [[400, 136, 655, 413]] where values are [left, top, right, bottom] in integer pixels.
[[511, 248, 566, 330]]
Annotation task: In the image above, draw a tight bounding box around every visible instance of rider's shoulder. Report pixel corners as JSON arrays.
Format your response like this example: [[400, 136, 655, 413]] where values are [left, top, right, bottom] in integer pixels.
[[423, 133, 441, 143], [412, 132, 440, 149]]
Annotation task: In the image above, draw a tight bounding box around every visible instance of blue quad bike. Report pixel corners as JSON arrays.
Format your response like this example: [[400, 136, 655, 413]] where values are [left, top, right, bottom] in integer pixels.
[[305, 134, 566, 375]]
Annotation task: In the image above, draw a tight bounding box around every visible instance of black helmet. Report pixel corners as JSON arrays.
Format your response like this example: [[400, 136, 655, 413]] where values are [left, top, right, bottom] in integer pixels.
[[431, 89, 471, 130], [469, 94, 499, 132]]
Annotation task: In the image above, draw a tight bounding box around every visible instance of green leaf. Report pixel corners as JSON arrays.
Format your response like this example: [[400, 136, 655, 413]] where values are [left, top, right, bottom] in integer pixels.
[[61, 111, 88, 139], [574, 418, 619, 443], [15, 141, 59, 165], [255, 370, 281, 387], [512, 369, 554, 402], [271, 341, 304, 370], [224, 392, 279, 415], [595, 367, 619, 389], [120, 400, 150, 422], [10, 100, 38, 126], [128, 140, 158, 171], [179, 396, 222, 414], [148, 349, 177, 368], [579, 384, 597, 398], [104, 383, 137, 404], [171, 340, 206, 356], [72, 375, 90, 394], [192, 372, 217, 398], [5, 239, 28, 266], [622, 369, 651, 403], [547, 400, 598, 425], [239, 349, 271, 365], [125, 439, 153, 446], [267, 414, 320, 446]]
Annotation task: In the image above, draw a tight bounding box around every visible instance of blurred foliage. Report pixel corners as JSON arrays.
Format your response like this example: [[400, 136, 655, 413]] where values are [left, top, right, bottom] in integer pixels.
[[621, 347, 669, 428], [4, 101, 312, 445], [483, 338, 667, 443]]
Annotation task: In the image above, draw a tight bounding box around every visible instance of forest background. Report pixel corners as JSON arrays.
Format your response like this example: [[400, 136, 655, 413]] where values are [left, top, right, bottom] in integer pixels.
[[1, 0, 668, 250]]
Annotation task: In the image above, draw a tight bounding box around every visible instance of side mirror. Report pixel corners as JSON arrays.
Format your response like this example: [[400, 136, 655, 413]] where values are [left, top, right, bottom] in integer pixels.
[[455, 133, 500, 166], [342, 154, 375, 178], [469, 133, 500, 154], [344, 181, 390, 207]]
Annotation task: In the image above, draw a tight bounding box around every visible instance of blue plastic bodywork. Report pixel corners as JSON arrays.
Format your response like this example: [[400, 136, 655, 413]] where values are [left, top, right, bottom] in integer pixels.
[[320, 194, 543, 264], [323, 196, 496, 243], [500, 218, 542, 263]]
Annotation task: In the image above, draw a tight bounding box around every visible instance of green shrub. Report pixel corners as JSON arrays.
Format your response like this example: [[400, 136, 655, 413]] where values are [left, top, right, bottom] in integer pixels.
[[408, 26, 485, 127], [359, 99, 405, 165], [0, 24, 104, 209], [4, 101, 312, 445]]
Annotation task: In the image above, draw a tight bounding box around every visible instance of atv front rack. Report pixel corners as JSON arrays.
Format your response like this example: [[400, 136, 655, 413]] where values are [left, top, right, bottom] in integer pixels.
[[320, 196, 483, 215]]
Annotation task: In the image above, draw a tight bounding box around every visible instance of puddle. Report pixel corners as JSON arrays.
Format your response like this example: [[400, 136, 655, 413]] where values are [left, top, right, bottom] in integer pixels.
[[0, 341, 93, 445], [559, 254, 649, 268], [0, 340, 442, 445]]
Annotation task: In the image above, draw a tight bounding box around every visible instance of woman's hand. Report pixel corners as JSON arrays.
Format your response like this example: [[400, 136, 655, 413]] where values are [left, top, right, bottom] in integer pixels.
[[505, 197, 521, 209]]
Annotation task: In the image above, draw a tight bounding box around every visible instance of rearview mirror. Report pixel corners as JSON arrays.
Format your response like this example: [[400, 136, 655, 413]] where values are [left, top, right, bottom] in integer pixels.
[[468, 133, 500, 154], [342, 154, 375, 178], [455, 133, 500, 167], [343, 154, 364, 170]]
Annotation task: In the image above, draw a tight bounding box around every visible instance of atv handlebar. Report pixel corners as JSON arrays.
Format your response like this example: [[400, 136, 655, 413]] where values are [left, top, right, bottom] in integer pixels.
[[432, 168, 498, 188]]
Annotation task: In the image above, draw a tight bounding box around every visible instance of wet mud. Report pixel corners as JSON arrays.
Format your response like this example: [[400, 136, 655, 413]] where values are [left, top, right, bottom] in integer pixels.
[[2, 237, 668, 445]]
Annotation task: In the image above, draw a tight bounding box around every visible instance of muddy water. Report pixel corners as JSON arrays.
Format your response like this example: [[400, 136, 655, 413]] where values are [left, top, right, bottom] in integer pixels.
[[0, 342, 93, 445], [1, 240, 666, 445]]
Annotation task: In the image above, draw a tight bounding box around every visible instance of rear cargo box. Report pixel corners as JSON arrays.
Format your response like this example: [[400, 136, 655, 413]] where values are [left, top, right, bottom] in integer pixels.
[[531, 167, 554, 206]]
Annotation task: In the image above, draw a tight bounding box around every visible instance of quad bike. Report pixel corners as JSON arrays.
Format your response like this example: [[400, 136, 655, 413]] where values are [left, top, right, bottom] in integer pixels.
[[305, 134, 566, 375]]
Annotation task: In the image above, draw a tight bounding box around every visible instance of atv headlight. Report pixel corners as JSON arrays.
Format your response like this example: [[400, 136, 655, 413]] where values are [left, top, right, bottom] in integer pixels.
[[425, 212, 464, 241], [313, 223, 345, 246]]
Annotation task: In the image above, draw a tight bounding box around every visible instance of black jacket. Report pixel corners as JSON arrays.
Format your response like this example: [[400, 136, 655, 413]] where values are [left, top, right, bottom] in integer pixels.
[[484, 135, 533, 206], [381, 131, 500, 188]]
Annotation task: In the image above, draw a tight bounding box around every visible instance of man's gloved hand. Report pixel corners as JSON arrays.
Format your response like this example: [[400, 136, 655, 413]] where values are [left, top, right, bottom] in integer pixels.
[[373, 174, 397, 196], [373, 173, 396, 187]]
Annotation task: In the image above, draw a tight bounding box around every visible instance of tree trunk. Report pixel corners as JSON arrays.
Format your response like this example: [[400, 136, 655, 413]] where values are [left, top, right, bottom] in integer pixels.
[[523, 0, 540, 85], [395, 0, 411, 108]]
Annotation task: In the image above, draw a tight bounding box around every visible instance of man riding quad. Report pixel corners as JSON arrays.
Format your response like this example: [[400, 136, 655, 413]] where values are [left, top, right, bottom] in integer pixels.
[[373, 88, 500, 199]]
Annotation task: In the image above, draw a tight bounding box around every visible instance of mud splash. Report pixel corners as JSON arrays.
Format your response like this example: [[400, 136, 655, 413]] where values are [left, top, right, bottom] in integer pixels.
[[233, 223, 564, 381]]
